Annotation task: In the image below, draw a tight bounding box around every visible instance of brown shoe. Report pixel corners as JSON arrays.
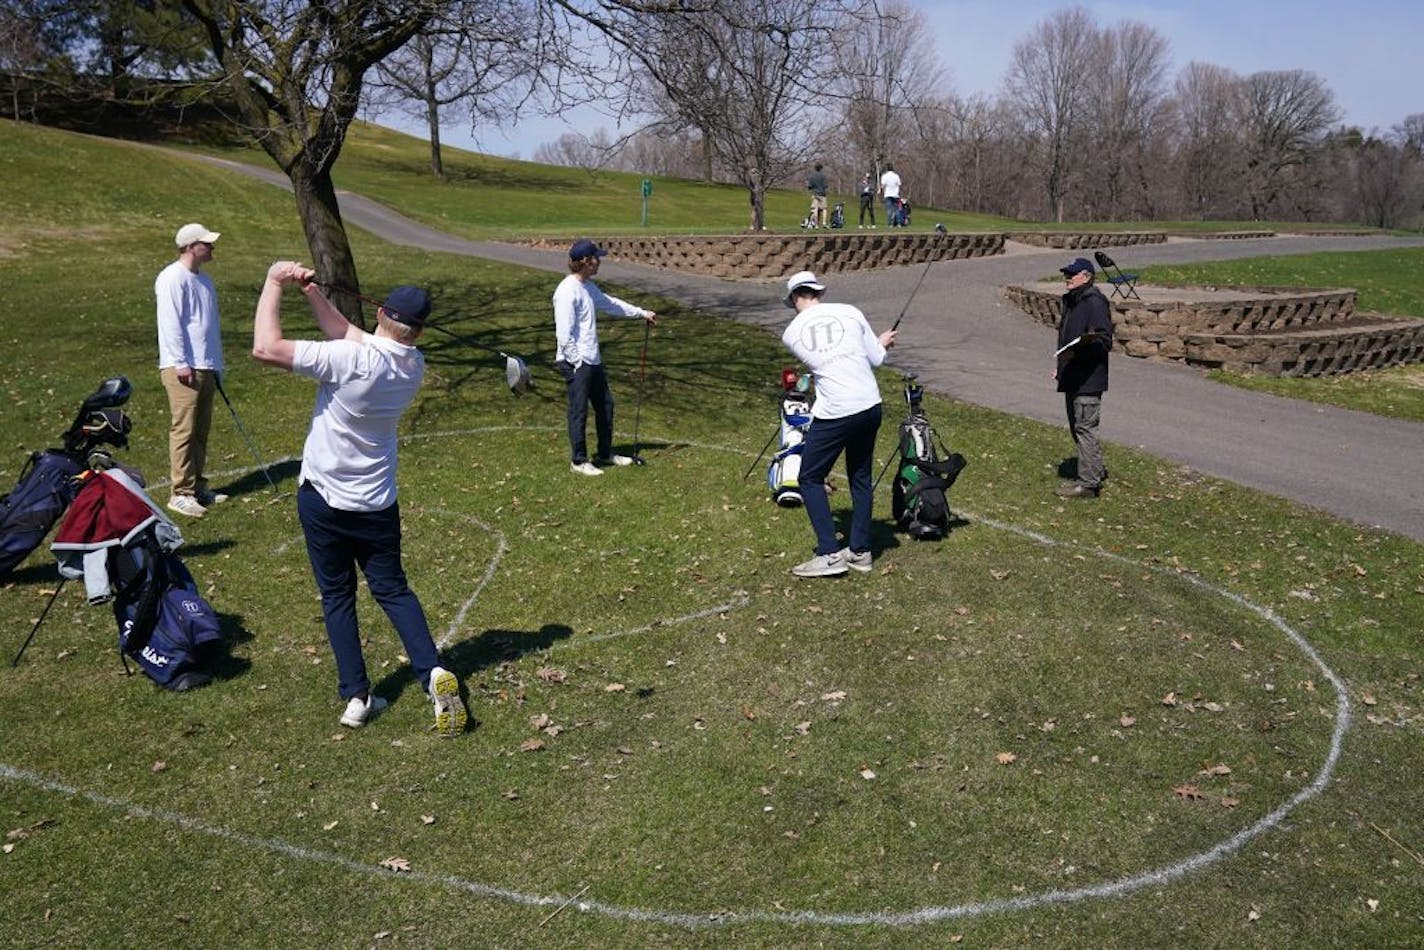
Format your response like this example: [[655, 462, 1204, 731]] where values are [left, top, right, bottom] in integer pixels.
[[1055, 483, 1100, 499]]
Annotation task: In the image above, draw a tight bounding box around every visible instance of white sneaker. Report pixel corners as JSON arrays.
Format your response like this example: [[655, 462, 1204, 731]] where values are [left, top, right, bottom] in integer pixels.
[[196, 488, 229, 506], [595, 454, 634, 467], [430, 666, 467, 738], [571, 461, 603, 476], [166, 495, 207, 519], [838, 548, 873, 573], [340, 693, 388, 728], [791, 551, 849, 578]]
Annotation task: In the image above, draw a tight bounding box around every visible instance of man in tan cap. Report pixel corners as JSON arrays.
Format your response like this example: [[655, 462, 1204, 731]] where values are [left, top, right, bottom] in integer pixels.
[[156, 222, 226, 518]]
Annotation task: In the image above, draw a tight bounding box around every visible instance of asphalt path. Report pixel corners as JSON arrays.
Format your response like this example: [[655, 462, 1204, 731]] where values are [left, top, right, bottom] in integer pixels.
[[191, 153, 1424, 542]]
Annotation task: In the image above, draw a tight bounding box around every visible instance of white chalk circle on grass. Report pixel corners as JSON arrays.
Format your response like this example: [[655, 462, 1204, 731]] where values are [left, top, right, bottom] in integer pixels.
[[0, 430, 1351, 929]]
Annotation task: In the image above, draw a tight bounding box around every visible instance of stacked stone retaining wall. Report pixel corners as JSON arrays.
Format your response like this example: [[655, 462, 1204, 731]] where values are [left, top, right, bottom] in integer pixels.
[[586, 232, 1004, 279], [1004, 283, 1424, 376], [1003, 231, 1167, 249]]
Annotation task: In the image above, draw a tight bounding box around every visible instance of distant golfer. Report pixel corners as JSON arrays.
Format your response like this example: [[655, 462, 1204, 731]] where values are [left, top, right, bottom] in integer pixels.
[[251, 261, 466, 736], [1053, 256, 1114, 498], [553, 239, 657, 476], [156, 222, 227, 519], [781, 270, 896, 577]]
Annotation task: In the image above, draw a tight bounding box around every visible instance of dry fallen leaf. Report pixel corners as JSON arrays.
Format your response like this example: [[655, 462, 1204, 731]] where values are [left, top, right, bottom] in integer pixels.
[[989, 569, 1010, 581], [1366, 898, 1379, 912], [519, 738, 546, 752], [1220, 796, 1240, 808], [1174, 783, 1204, 800], [536, 667, 567, 683], [1119, 715, 1137, 727], [322, 820, 339, 831], [421, 815, 436, 825], [859, 768, 876, 780], [794, 721, 812, 736], [1247, 905, 1262, 922], [2, 843, 14, 855], [152, 761, 168, 773], [604, 682, 626, 693], [1200, 763, 1232, 777], [530, 713, 552, 729], [501, 790, 520, 801], [996, 752, 1017, 765], [1161, 691, 1178, 707], [379, 856, 411, 873], [1362, 691, 1378, 706], [821, 690, 847, 702]]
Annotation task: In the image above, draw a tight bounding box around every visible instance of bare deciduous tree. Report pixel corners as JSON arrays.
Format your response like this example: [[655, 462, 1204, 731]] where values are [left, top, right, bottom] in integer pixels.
[[1006, 6, 1100, 222], [1239, 68, 1340, 220], [1170, 61, 1246, 219], [367, 0, 540, 179], [179, 0, 437, 324], [1085, 20, 1170, 219]]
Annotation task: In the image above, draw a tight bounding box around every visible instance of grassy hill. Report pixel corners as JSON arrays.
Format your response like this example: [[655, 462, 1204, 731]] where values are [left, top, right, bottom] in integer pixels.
[[1, 120, 1421, 948]]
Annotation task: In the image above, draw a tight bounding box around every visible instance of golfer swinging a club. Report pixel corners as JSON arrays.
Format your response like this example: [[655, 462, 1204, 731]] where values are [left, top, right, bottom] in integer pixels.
[[781, 270, 896, 577], [554, 239, 657, 476], [251, 261, 466, 736]]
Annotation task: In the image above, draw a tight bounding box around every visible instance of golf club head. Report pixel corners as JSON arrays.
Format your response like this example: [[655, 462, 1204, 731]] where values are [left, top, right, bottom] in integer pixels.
[[505, 355, 531, 395], [631, 455, 646, 466], [81, 376, 133, 412]]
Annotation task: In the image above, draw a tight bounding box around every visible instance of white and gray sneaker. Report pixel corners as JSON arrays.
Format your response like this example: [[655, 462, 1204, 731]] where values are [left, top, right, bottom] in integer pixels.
[[339, 693, 388, 728], [166, 494, 207, 519], [430, 666, 467, 738], [196, 487, 229, 506], [571, 461, 603, 476], [791, 551, 849, 578], [838, 548, 873, 573], [595, 454, 634, 467]]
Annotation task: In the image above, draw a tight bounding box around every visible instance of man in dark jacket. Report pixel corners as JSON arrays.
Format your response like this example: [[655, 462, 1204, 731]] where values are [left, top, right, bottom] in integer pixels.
[[1053, 257, 1114, 498], [807, 164, 829, 228]]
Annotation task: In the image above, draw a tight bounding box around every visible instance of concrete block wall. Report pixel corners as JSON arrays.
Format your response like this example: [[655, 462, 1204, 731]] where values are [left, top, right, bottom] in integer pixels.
[[595, 232, 1005, 278], [1003, 284, 1424, 377], [1003, 232, 1167, 249]]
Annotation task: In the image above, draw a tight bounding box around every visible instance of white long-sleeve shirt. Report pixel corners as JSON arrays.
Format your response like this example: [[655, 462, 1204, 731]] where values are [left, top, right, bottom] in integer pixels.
[[782, 302, 887, 419], [155, 260, 223, 371], [553, 274, 646, 366]]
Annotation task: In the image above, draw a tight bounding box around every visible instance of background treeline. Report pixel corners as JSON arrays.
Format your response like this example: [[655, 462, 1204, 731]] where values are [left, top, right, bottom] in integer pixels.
[[3, 0, 1420, 229]]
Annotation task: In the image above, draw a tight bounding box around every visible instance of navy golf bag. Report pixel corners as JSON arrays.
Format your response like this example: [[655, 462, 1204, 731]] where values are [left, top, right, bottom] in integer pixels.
[[767, 370, 814, 507], [830, 202, 845, 229], [0, 376, 133, 579], [0, 450, 85, 578], [52, 466, 221, 690], [890, 380, 965, 541]]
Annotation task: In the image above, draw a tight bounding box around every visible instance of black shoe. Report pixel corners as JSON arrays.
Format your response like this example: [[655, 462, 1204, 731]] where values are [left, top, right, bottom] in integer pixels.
[[1056, 483, 1100, 499]]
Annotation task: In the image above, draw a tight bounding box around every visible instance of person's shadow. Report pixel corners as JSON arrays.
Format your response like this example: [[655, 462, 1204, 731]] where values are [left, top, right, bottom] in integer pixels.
[[370, 623, 575, 732]]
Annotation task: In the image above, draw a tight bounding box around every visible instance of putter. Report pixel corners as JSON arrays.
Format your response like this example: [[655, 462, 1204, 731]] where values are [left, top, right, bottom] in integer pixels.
[[629, 318, 650, 465], [312, 280, 532, 395], [890, 259, 935, 333], [215, 374, 280, 493]]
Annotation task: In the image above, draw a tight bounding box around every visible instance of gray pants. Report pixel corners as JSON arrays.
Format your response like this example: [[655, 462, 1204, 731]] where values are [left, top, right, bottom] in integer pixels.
[[1065, 393, 1105, 487]]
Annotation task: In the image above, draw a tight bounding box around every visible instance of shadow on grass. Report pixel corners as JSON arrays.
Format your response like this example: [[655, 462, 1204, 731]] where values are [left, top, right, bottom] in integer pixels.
[[217, 459, 301, 500]]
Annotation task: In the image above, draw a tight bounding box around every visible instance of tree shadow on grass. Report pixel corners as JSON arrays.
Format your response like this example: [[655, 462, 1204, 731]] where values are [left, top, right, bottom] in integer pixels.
[[216, 460, 301, 501]]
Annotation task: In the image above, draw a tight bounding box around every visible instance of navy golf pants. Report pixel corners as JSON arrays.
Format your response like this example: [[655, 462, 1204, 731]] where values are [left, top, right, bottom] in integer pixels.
[[797, 404, 882, 556], [297, 482, 439, 699], [557, 360, 615, 463]]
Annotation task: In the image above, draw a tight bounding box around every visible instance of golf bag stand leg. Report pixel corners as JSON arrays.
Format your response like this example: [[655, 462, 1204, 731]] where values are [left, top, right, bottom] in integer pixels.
[[12, 577, 66, 667]]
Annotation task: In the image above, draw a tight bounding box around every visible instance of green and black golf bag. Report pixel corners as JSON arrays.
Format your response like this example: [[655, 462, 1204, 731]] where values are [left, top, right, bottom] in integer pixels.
[[890, 379, 966, 540]]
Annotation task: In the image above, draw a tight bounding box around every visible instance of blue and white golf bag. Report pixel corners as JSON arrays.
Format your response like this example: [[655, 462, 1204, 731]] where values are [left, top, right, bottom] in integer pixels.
[[767, 372, 814, 507]]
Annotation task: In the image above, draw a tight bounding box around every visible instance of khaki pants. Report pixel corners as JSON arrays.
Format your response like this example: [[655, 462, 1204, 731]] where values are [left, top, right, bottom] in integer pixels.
[[161, 367, 216, 496]]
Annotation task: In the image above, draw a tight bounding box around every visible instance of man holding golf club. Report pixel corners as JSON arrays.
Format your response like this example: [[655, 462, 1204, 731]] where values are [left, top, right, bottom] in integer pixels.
[[554, 239, 657, 476], [251, 261, 466, 736], [1053, 256, 1114, 499], [781, 270, 897, 577], [156, 222, 227, 519]]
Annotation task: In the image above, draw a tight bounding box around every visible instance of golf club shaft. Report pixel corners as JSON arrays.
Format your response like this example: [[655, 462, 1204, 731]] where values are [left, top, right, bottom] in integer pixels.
[[314, 280, 516, 361], [215, 375, 280, 493], [742, 426, 781, 481], [631, 318, 650, 461], [890, 259, 934, 332], [872, 447, 898, 492]]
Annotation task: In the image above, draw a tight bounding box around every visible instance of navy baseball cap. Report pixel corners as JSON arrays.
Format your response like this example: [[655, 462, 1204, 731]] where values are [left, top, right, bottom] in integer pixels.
[[381, 285, 431, 325], [1060, 257, 1095, 277], [569, 239, 607, 261]]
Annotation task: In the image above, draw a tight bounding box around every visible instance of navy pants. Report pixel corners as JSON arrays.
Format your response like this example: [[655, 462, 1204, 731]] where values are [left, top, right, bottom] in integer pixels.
[[557, 360, 615, 463], [297, 482, 439, 699], [797, 404, 882, 556]]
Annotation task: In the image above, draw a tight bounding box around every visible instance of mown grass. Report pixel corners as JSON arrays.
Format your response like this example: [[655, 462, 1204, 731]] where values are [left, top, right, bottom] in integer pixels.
[[1134, 251, 1424, 422], [1, 121, 1422, 948]]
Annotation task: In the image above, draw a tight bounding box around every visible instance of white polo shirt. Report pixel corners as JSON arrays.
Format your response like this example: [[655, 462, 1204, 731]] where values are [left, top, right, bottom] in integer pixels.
[[782, 302, 886, 420], [291, 333, 423, 512], [553, 274, 646, 366]]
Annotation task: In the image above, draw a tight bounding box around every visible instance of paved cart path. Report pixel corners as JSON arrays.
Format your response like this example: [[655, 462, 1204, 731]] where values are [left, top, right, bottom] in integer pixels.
[[192, 153, 1424, 542]]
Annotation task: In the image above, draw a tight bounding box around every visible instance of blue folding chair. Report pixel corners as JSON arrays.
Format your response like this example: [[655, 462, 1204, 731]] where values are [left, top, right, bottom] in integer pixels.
[[1094, 251, 1141, 300]]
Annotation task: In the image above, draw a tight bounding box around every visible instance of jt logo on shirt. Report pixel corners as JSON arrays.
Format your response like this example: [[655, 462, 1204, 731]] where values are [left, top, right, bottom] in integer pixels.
[[797, 319, 845, 352]]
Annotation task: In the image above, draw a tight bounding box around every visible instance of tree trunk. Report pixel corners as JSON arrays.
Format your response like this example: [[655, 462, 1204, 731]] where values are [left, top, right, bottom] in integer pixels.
[[290, 164, 365, 329], [427, 98, 444, 179]]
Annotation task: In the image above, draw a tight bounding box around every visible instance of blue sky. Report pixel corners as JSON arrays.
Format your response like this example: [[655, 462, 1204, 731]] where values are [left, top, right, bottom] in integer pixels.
[[415, 0, 1423, 158]]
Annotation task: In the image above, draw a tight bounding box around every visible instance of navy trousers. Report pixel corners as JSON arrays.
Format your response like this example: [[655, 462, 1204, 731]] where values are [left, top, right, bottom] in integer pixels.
[[797, 404, 882, 556]]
